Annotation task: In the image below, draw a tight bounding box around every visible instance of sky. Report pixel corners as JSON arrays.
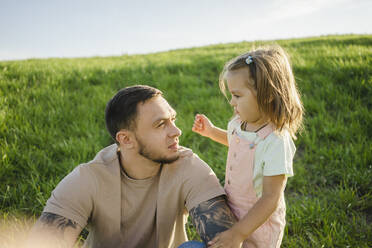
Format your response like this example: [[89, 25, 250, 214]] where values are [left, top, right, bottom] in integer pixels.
[[0, 0, 371, 61]]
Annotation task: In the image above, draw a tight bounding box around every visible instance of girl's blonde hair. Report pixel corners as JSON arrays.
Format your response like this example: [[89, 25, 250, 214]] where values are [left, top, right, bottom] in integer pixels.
[[219, 45, 304, 139]]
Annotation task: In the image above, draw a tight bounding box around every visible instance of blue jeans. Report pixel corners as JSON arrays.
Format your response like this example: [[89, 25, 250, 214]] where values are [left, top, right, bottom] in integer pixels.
[[177, 241, 205, 248]]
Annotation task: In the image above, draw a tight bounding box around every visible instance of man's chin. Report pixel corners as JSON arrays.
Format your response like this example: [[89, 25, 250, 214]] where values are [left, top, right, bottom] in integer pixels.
[[153, 154, 180, 164]]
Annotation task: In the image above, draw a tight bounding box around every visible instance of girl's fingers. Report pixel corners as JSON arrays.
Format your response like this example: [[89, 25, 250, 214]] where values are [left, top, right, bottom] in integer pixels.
[[192, 124, 199, 130], [208, 236, 219, 245], [193, 114, 206, 134], [193, 118, 202, 126], [193, 123, 203, 130], [192, 125, 202, 133], [200, 114, 208, 121], [208, 242, 220, 248], [195, 114, 205, 123]]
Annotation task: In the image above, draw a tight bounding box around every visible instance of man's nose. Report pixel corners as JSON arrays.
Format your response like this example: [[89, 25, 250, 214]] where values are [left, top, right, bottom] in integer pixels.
[[170, 122, 182, 137]]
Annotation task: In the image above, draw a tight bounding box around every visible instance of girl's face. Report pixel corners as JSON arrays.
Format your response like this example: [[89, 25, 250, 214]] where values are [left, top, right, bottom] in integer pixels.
[[226, 69, 265, 131]]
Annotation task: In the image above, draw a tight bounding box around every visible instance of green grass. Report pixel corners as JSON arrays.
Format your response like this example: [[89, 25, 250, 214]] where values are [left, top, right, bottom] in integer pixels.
[[1, 34, 371, 247]]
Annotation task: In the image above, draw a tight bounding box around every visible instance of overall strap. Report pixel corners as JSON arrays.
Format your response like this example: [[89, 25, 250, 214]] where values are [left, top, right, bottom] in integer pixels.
[[249, 124, 274, 149], [256, 123, 274, 140]]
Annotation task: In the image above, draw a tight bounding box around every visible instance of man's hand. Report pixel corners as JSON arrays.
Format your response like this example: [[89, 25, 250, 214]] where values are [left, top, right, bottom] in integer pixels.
[[26, 212, 83, 248], [189, 196, 237, 245]]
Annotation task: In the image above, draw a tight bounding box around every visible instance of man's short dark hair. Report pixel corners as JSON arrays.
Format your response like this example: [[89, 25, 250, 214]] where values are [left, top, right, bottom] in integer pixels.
[[105, 85, 163, 142]]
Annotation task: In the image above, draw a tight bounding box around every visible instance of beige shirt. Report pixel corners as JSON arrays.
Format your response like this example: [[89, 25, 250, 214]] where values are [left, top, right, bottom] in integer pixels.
[[120, 164, 159, 247], [43, 144, 225, 248]]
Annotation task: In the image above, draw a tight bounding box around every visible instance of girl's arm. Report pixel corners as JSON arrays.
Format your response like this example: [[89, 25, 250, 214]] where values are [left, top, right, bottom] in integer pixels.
[[192, 114, 228, 146], [208, 174, 287, 248], [206, 126, 228, 146]]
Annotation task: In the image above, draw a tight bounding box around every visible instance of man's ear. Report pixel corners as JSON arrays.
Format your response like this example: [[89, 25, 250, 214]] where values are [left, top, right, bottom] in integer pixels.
[[116, 130, 135, 149]]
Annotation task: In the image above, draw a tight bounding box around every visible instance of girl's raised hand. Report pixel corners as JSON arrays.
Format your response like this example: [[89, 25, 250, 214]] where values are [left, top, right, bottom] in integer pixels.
[[192, 114, 214, 138]]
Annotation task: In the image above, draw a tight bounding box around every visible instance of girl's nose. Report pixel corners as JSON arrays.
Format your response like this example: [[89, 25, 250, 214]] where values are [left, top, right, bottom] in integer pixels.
[[229, 98, 236, 106]]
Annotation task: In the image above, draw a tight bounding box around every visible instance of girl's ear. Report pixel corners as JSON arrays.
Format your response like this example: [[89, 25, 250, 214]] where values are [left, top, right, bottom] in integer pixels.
[[116, 130, 135, 149]]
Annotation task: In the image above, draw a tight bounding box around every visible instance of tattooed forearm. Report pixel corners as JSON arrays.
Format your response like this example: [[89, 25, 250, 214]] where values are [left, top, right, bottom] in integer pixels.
[[27, 212, 82, 248], [26, 212, 82, 248], [190, 195, 236, 244], [37, 212, 78, 237], [36, 212, 78, 240]]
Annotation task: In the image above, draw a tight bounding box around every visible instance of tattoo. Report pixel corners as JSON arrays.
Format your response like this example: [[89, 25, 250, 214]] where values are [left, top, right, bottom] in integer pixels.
[[190, 195, 236, 243], [38, 212, 77, 235]]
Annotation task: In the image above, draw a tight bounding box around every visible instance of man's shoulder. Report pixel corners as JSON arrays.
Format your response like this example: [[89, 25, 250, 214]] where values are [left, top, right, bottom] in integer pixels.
[[89, 143, 118, 164], [65, 144, 120, 183], [164, 147, 213, 175], [171, 146, 204, 165], [78, 143, 118, 168]]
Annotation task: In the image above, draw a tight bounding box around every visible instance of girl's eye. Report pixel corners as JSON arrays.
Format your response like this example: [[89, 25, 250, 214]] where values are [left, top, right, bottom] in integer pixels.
[[233, 94, 240, 98]]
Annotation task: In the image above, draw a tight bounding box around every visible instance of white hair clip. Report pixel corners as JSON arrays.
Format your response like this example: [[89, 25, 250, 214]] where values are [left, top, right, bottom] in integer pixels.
[[245, 55, 253, 65]]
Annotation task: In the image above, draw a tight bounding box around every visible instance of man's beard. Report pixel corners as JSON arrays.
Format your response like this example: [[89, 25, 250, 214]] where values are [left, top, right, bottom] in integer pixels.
[[135, 134, 179, 164]]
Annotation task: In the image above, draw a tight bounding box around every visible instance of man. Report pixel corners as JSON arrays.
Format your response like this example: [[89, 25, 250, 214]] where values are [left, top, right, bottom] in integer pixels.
[[28, 85, 236, 248]]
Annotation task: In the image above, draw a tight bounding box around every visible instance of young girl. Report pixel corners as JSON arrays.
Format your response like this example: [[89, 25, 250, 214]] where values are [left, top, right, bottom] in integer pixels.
[[192, 45, 303, 248]]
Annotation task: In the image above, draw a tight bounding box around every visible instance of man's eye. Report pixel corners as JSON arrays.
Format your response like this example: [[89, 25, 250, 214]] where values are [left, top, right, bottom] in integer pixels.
[[158, 122, 165, 127]]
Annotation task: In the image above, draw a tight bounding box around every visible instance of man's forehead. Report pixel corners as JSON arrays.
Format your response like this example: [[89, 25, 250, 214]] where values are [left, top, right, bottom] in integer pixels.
[[138, 96, 176, 121]]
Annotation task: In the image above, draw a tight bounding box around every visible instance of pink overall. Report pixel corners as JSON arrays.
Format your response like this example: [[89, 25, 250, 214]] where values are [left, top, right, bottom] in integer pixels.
[[224, 125, 286, 248]]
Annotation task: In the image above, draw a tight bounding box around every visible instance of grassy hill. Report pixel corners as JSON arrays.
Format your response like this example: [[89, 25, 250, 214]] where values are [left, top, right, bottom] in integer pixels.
[[0, 34, 371, 247]]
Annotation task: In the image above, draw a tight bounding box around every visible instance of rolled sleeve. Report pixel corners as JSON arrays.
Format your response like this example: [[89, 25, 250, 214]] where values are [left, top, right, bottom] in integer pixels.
[[43, 164, 96, 228], [182, 154, 225, 211]]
